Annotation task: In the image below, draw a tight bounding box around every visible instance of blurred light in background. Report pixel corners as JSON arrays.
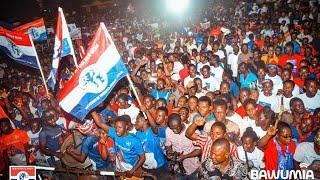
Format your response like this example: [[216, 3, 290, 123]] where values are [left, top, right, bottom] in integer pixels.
[[166, 0, 189, 14]]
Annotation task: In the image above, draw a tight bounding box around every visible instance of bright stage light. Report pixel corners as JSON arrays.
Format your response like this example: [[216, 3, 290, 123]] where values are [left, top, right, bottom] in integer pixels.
[[166, 0, 189, 14]]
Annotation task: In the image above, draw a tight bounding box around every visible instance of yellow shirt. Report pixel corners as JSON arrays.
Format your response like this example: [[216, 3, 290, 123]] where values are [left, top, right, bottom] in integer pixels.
[[261, 54, 279, 64]]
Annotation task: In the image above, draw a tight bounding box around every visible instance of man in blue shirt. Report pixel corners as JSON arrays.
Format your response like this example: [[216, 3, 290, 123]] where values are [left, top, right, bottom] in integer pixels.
[[66, 135, 111, 170], [151, 78, 171, 104], [239, 62, 258, 88], [92, 112, 145, 178]]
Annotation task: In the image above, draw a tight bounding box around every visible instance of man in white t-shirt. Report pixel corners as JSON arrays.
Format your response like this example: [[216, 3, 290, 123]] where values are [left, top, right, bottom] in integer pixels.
[[200, 65, 220, 92], [294, 130, 320, 167], [265, 64, 282, 95], [227, 44, 240, 78], [258, 79, 280, 113], [184, 64, 200, 87], [297, 78, 320, 113], [117, 93, 140, 124]]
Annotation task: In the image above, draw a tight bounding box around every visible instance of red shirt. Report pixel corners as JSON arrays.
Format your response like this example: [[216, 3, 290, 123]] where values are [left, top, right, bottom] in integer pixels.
[[235, 104, 263, 118], [0, 129, 30, 156], [179, 67, 189, 82], [293, 77, 304, 88], [264, 138, 296, 172], [278, 54, 303, 72]]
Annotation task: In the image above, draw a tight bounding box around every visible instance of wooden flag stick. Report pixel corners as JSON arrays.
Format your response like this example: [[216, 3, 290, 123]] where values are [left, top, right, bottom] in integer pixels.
[[29, 34, 49, 95]]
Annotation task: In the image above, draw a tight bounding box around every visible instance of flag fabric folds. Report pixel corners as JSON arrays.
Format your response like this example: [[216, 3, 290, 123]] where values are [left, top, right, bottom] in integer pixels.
[[0, 26, 39, 69], [58, 23, 128, 120], [13, 18, 48, 42], [47, 7, 77, 91]]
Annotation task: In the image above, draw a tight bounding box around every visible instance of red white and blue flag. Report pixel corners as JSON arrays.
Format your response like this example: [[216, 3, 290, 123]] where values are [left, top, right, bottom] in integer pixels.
[[47, 7, 77, 91], [0, 27, 39, 69], [13, 18, 47, 42], [58, 23, 128, 120]]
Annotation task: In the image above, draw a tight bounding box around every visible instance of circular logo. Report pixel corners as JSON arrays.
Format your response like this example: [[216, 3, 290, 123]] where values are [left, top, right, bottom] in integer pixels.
[[79, 65, 108, 93], [18, 171, 29, 180], [7, 39, 23, 58], [28, 28, 40, 40]]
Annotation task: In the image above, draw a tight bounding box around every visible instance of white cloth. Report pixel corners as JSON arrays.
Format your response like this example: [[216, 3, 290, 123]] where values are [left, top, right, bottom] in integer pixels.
[[228, 53, 240, 77], [183, 75, 200, 87], [294, 142, 320, 166], [237, 146, 264, 169], [265, 74, 283, 95], [210, 66, 224, 83], [200, 75, 221, 92], [258, 93, 280, 113], [227, 112, 243, 127], [277, 95, 294, 112], [297, 93, 320, 112], [118, 104, 140, 124], [214, 50, 225, 60]]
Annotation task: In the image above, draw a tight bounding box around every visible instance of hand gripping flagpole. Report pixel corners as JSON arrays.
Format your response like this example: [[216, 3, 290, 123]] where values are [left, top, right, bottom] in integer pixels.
[[126, 74, 147, 119], [29, 34, 49, 95]]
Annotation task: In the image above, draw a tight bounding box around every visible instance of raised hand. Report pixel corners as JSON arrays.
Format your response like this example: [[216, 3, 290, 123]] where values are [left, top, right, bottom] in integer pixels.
[[194, 116, 205, 126]]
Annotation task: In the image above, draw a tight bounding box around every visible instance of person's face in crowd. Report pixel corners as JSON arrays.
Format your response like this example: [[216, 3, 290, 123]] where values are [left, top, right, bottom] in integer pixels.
[[268, 46, 274, 56], [300, 118, 314, 134], [135, 116, 146, 131], [245, 103, 257, 120], [119, 88, 129, 95], [220, 83, 230, 94], [140, 71, 148, 81], [275, 47, 282, 56], [157, 68, 164, 77], [299, 68, 309, 80], [213, 44, 219, 52], [268, 66, 278, 77], [168, 54, 174, 62], [194, 79, 202, 91], [283, 82, 294, 97], [38, 86, 46, 96], [183, 46, 188, 53], [277, 127, 292, 146], [177, 97, 187, 108], [200, 54, 206, 63], [156, 79, 165, 90], [311, 58, 319, 68], [233, 44, 239, 54], [209, 57, 219, 67], [210, 125, 226, 142], [242, 137, 256, 153], [305, 81, 318, 98], [256, 111, 269, 130], [315, 131, 320, 155], [210, 143, 229, 165], [22, 94, 29, 105], [32, 78, 37, 86], [168, 119, 183, 134], [166, 62, 174, 72], [281, 70, 292, 81], [188, 98, 198, 112], [41, 101, 50, 112], [156, 100, 166, 109], [118, 98, 128, 109], [45, 114, 57, 127], [179, 108, 189, 123], [205, 92, 215, 102], [285, 45, 293, 55], [305, 48, 312, 57], [187, 84, 197, 96], [31, 121, 41, 134], [241, 44, 248, 54], [257, 68, 266, 79], [239, 90, 250, 104], [151, 51, 157, 60], [156, 110, 167, 125], [115, 121, 128, 136], [0, 121, 13, 135], [202, 67, 210, 78], [262, 81, 273, 95], [213, 105, 227, 122], [144, 97, 154, 110], [291, 100, 306, 115], [238, 64, 247, 74], [198, 101, 211, 117], [188, 66, 197, 77], [253, 51, 260, 60]]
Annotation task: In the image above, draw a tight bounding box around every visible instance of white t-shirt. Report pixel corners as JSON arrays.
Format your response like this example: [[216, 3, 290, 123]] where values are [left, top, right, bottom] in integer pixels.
[[258, 93, 280, 113], [239, 116, 266, 138], [184, 75, 200, 87], [278, 17, 290, 25], [173, 61, 184, 74], [277, 95, 294, 112], [200, 75, 221, 92], [210, 66, 224, 83], [197, 62, 210, 73], [214, 50, 226, 60], [227, 112, 243, 127], [237, 146, 264, 169], [297, 93, 320, 113], [265, 74, 283, 95], [228, 53, 240, 77], [118, 104, 140, 124], [294, 142, 320, 166]]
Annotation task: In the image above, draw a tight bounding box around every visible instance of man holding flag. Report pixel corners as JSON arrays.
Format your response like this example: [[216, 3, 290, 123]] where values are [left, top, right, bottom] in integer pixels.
[[47, 7, 78, 91]]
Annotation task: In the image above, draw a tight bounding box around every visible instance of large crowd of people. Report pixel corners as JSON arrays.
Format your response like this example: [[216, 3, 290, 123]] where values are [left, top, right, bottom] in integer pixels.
[[0, 0, 320, 179]]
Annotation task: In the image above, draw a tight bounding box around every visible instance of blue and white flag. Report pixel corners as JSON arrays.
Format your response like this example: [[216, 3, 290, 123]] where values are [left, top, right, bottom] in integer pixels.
[[13, 18, 47, 42], [57, 22, 128, 120], [0, 26, 39, 69], [47, 7, 77, 91]]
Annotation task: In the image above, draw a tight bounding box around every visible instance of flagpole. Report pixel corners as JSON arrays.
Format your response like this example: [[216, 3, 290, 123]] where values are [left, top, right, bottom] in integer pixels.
[[28, 34, 49, 96], [126, 74, 147, 119]]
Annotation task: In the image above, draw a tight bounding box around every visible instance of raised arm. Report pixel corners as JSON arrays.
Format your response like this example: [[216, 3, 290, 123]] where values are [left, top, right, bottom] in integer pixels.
[[91, 111, 109, 133]]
